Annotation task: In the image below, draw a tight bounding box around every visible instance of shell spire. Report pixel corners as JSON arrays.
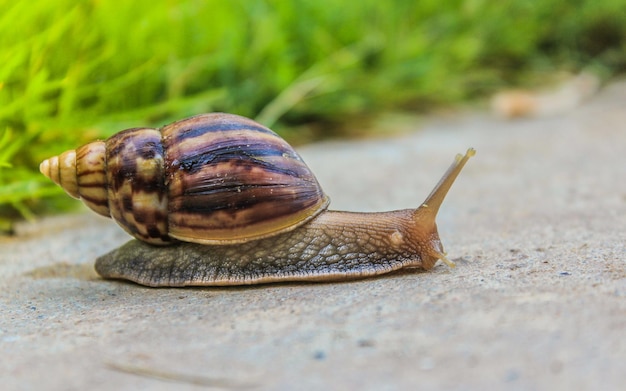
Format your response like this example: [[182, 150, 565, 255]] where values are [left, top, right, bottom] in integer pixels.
[[40, 141, 110, 218]]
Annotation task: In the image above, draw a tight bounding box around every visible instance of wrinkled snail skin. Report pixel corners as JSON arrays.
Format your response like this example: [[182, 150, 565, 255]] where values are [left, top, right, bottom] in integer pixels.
[[40, 112, 475, 287], [95, 209, 445, 287]]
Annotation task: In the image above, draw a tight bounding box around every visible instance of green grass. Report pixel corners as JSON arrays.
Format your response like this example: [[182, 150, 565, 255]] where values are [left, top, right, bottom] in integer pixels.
[[1, 0, 625, 226]]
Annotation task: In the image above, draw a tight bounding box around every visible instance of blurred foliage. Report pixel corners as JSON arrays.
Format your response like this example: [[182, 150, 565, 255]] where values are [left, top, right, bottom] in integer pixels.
[[1, 0, 625, 224]]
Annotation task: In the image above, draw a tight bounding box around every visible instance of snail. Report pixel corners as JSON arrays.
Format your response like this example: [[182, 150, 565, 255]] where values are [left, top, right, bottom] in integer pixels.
[[40, 113, 475, 287]]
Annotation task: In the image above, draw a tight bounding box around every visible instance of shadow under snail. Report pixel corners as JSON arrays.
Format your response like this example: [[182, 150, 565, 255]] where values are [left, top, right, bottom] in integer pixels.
[[40, 113, 475, 287]]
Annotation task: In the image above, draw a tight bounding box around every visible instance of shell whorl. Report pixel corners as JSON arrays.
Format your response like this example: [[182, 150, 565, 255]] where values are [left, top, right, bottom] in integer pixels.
[[40, 113, 329, 245]]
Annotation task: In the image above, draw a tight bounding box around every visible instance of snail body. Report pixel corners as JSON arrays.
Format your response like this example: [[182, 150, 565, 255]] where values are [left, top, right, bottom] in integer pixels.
[[41, 113, 475, 287]]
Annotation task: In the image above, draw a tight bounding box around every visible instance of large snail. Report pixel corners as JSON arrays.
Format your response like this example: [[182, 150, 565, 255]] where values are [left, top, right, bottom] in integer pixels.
[[40, 113, 475, 287]]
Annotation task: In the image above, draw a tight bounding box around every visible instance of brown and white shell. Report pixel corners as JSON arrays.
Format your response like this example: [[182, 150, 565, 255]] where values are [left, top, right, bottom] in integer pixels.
[[40, 113, 330, 245]]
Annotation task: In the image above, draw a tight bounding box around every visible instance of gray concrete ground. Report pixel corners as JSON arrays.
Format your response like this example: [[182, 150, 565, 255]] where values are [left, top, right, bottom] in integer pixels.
[[1, 81, 625, 391]]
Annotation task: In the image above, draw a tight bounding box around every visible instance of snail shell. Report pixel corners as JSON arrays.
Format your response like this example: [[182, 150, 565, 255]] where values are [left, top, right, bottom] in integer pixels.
[[40, 113, 475, 287], [40, 113, 329, 245]]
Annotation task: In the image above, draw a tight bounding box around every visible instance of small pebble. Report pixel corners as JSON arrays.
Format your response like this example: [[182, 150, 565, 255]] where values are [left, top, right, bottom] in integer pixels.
[[313, 350, 326, 360]]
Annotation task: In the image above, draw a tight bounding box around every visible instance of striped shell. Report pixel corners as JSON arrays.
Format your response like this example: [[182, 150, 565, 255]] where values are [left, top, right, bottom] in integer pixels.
[[40, 113, 330, 245]]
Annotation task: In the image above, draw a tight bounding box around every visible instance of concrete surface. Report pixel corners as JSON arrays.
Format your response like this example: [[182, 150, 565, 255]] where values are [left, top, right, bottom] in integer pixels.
[[1, 81, 625, 391]]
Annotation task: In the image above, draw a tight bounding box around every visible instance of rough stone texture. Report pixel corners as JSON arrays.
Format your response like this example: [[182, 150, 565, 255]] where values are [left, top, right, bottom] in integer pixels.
[[1, 81, 624, 391]]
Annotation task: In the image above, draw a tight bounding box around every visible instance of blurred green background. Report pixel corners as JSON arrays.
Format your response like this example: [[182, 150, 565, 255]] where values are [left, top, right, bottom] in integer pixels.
[[1, 0, 625, 229]]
